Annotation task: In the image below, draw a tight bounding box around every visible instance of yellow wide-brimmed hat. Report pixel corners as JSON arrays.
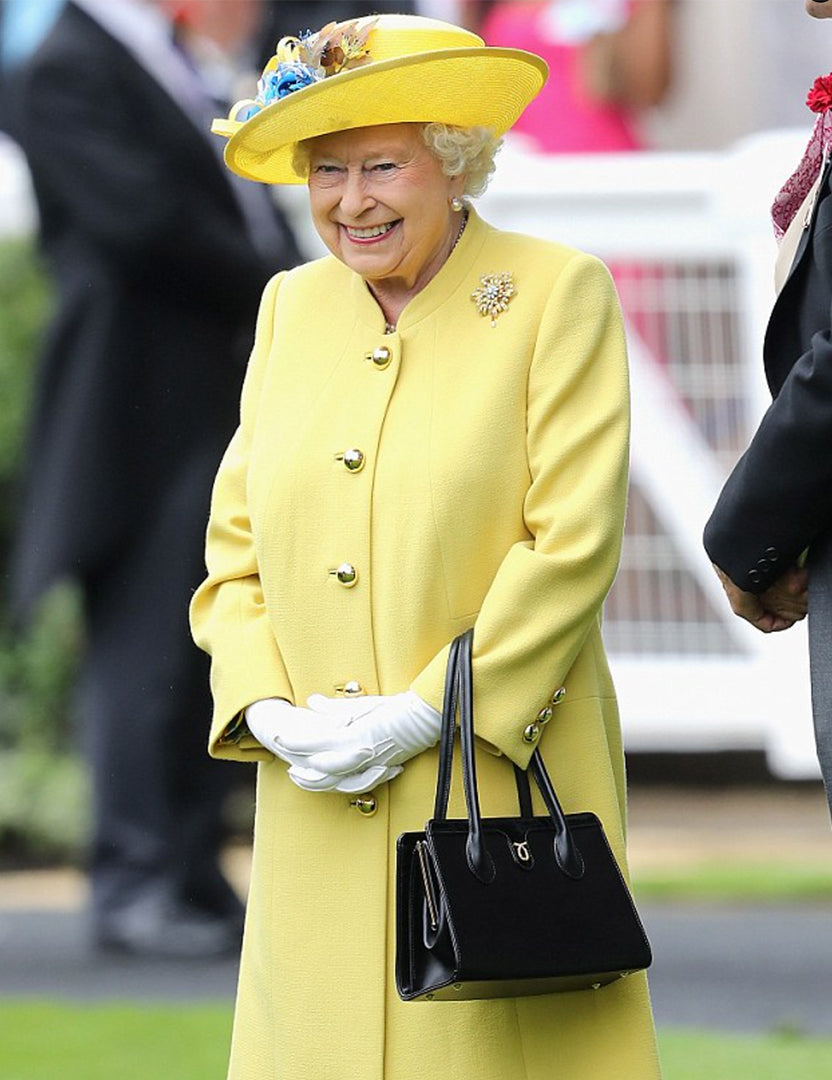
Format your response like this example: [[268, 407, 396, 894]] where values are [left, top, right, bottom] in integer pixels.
[[212, 14, 548, 185]]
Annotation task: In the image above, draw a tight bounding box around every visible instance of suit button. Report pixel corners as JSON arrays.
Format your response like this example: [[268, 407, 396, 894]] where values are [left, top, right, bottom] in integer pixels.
[[748, 569, 762, 584], [367, 346, 391, 369], [523, 723, 540, 744], [552, 687, 567, 705], [536, 706, 553, 725], [765, 547, 779, 562], [331, 563, 358, 587], [349, 794, 377, 816], [339, 448, 365, 473]]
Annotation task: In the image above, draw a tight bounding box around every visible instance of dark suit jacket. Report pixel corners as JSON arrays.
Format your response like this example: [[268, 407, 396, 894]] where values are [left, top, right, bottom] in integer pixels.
[[704, 157, 832, 593], [7, 2, 300, 616]]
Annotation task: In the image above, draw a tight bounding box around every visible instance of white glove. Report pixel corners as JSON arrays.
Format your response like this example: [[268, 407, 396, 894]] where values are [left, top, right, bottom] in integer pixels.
[[244, 698, 342, 770], [245, 697, 395, 792], [280, 691, 441, 793]]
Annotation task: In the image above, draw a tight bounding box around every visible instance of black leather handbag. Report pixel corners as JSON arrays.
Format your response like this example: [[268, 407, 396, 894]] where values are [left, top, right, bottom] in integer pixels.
[[395, 629, 652, 1002]]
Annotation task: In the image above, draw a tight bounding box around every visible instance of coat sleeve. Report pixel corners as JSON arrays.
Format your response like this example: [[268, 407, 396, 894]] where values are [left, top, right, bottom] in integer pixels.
[[190, 273, 293, 760], [411, 253, 630, 768], [704, 317, 832, 594]]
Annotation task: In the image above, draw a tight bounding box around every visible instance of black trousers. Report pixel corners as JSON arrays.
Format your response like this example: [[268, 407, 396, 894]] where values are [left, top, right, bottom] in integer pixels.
[[79, 450, 241, 919]]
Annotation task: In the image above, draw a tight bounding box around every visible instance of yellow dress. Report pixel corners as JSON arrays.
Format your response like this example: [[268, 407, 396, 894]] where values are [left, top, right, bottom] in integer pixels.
[[191, 208, 662, 1079]]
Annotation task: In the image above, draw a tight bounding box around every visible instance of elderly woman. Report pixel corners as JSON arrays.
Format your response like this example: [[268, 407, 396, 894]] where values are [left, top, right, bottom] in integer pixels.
[[191, 13, 660, 1080]]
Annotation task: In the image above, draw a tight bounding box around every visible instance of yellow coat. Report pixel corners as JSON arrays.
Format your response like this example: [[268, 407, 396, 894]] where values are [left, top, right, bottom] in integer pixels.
[[190, 209, 661, 1080]]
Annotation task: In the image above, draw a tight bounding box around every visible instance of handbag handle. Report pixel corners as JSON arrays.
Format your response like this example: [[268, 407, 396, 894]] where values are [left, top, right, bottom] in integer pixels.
[[432, 632, 462, 820], [433, 629, 584, 882]]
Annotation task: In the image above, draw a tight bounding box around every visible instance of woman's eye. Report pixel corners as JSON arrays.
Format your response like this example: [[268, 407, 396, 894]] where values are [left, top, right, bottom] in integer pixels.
[[372, 162, 398, 173], [312, 164, 341, 175]]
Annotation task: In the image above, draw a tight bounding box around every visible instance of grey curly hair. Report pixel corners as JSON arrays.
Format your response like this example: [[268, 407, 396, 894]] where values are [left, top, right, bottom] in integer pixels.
[[420, 123, 501, 198], [293, 123, 502, 196]]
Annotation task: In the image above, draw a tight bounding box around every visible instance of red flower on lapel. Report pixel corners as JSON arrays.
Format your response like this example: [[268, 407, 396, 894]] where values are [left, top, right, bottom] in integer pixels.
[[807, 73, 832, 113]]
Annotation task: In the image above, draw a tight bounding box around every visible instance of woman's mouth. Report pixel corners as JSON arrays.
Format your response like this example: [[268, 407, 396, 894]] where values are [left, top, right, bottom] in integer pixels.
[[344, 221, 400, 244]]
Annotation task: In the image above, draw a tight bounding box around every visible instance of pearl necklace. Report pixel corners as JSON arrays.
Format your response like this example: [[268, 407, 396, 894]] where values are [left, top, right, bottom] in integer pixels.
[[384, 209, 469, 334]]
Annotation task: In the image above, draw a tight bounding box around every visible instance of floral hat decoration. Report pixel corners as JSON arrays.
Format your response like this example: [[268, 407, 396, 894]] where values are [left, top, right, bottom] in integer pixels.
[[211, 14, 548, 185]]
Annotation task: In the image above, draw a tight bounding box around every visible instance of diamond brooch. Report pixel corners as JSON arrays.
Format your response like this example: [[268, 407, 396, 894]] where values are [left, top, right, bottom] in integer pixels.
[[471, 272, 515, 327]]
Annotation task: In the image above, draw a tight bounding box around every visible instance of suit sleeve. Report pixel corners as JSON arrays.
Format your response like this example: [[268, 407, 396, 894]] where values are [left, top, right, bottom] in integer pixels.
[[704, 314, 832, 594], [190, 273, 294, 760], [411, 253, 630, 768]]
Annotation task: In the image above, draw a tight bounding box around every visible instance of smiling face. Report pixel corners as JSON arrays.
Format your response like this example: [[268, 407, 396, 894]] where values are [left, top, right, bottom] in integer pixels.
[[306, 123, 466, 304]]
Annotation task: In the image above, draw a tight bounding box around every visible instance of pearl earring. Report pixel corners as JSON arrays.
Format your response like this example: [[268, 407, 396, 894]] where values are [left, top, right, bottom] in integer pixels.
[[451, 196, 464, 212]]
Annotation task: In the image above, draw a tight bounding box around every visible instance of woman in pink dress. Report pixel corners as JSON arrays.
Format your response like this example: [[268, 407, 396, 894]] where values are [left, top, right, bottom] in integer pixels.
[[470, 0, 672, 153]]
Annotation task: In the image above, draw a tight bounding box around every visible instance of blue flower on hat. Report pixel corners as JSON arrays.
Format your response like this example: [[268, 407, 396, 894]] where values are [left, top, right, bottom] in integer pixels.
[[259, 62, 321, 106]]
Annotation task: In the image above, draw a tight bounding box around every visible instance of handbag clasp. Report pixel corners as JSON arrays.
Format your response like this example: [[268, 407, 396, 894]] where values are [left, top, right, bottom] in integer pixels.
[[511, 840, 532, 866]]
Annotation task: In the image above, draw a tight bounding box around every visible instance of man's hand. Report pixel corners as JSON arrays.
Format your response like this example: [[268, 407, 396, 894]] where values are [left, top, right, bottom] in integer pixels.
[[713, 563, 808, 633]]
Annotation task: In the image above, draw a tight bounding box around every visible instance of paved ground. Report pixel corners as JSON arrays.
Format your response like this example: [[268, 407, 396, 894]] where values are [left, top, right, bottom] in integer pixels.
[[2, 899, 831, 1036], [1, 785, 830, 1035]]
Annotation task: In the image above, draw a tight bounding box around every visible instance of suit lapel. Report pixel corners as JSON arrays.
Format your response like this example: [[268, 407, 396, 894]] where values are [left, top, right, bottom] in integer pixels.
[[781, 151, 832, 290], [764, 153, 832, 386]]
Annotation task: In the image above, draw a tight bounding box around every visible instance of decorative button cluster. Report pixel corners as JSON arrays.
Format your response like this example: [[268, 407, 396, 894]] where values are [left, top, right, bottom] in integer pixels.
[[747, 546, 780, 586], [327, 338, 398, 755], [522, 687, 566, 743]]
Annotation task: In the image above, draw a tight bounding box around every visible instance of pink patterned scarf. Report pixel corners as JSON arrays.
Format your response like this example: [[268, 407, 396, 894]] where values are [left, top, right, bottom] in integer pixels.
[[772, 74, 832, 242]]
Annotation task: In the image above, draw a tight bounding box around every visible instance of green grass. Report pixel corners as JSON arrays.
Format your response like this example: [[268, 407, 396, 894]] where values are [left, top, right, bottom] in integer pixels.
[[658, 1028, 832, 1079], [2, 1003, 832, 1079], [633, 860, 832, 903], [0, 1002, 232, 1080]]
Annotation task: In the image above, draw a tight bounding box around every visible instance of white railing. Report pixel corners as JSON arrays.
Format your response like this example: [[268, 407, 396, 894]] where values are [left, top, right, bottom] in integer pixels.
[[4, 129, 821, 778], [477, 131, 819, 779]]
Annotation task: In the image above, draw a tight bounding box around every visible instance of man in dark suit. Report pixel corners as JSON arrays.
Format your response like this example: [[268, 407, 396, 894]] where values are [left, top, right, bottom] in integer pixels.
[[5, 0, 301, 955], [705, 0, 832, 819]]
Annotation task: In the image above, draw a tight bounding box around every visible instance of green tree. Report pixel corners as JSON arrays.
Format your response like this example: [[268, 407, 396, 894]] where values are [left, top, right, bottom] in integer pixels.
[[0, 237, 88, 864]]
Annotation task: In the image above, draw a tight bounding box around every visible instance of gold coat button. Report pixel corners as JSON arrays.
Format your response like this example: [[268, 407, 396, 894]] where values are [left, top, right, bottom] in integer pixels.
[[339, 448, 365, 473], [536, 706, 553, 725], [350, 794, 377, 816], [552, 687, 567, 705], [331, 563, 358, 587], [367, 346, 392, 369], [522, 723, 540, 744], [336, 680, 364, 696]]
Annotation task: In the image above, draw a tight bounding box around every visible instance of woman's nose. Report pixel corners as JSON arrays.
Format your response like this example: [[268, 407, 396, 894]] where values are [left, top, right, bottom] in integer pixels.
[[340, 171, 373, 216]]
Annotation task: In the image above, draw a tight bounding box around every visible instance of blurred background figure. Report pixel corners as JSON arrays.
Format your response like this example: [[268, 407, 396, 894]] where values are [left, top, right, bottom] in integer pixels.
[[0, 0, 64, 129], [0, 0, 64, 70], [1, 0, 301, 958], [258, 0, 416, 58], [460, 0, 674, 152]]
